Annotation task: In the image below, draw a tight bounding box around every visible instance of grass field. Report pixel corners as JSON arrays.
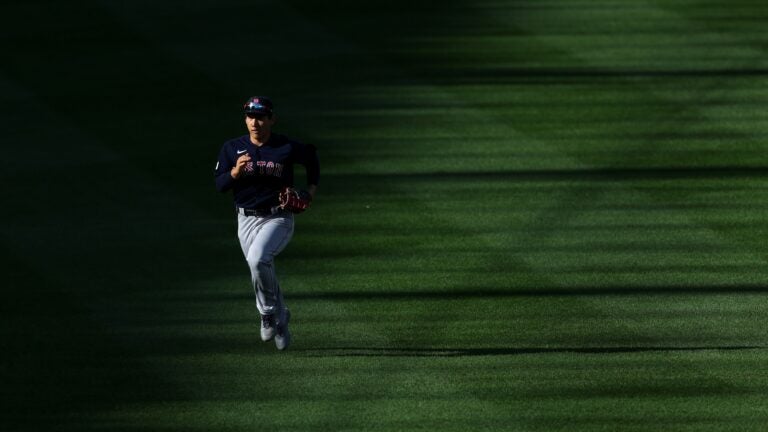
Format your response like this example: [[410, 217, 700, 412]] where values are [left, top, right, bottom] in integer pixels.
[[2, 0, 768, 430]]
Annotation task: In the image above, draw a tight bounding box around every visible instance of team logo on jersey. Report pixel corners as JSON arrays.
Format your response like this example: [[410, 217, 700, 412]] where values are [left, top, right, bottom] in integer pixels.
[[244, 160, 283, 177]]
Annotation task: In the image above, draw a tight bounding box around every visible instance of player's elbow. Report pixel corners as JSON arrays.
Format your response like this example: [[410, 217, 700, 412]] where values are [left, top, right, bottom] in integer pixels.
[[215, 174, 234, 192]]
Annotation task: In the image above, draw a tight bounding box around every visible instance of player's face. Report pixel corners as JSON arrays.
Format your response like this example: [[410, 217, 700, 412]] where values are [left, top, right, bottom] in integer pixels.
[[245, 113, 275, 142]]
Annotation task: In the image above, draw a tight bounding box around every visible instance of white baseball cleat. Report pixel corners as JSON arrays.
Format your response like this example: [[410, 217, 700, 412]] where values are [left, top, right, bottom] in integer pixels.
[[260, 314, 276, 342], [275, 309, 291, 350]]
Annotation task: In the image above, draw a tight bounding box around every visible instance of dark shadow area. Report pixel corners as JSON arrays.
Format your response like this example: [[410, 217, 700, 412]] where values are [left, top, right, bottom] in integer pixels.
[[438, 67, 768, 84], [283, 285, 768, 301], [151, 283, 768, 306], [543, 264, 768, 274], [324, 166, 768, 184], [277, 263, 768, 278], [0, 250, 174, 432], [300, 345, 763, 357], [295, 222, 768, 238]]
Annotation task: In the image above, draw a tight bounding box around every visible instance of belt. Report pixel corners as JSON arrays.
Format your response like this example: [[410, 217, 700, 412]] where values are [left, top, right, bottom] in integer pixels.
[[237, 207, 278, 217]]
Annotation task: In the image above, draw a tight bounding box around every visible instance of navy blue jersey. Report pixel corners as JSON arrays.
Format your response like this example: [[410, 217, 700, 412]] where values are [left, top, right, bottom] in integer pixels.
[[215, 133, 319, 209]]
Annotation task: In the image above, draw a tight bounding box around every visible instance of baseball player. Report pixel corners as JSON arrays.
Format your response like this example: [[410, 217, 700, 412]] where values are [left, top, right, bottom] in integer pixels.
[[214, 96, 319, 350]]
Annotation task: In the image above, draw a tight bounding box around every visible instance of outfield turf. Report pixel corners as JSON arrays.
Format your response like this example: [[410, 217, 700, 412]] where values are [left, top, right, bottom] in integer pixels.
[[2, 0, 768, 430]]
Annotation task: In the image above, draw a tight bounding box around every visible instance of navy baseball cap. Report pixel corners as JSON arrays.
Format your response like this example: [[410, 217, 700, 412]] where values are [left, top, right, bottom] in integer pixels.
[[243, 96, 273, 115]]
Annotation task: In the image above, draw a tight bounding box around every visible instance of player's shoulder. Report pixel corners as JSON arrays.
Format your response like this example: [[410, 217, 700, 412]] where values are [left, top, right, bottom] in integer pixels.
[[268, 133, 295, 146], [272, 133, 315, 151], [224, 135, 249, 147], [221, 135, 250, 152]]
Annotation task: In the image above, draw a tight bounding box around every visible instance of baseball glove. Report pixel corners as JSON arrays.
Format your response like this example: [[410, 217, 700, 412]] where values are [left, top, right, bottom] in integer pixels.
[[279, 187, 312, 213]]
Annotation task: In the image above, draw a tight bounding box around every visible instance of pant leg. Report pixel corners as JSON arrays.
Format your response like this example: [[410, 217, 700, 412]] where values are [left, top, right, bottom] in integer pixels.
[[237, 211, 294, 317]]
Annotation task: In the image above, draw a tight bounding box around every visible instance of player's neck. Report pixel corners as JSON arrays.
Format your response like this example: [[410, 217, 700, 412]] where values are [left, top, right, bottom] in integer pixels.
[[249, 132, 271, 146]]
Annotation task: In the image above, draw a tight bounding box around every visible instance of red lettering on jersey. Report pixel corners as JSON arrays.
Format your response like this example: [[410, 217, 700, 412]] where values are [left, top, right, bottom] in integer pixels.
[[256, 161, 267, 174], [266, 161, 275, 176]]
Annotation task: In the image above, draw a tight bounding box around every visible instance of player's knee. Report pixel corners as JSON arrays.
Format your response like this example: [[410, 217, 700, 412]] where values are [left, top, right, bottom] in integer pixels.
[[247, 252, 274, 270], [251, 259, 274, 282]]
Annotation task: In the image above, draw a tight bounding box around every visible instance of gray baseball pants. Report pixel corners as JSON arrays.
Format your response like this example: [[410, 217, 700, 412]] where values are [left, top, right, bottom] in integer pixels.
[[237, 210, 294, 321]]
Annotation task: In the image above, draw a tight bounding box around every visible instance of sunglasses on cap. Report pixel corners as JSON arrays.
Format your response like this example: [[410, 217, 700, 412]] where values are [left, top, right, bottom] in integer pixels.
[[246, 112, 270, 120]]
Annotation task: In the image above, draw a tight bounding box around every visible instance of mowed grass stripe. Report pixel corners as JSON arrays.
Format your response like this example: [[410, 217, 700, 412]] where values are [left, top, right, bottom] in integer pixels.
[[86, 351, 768, 431]]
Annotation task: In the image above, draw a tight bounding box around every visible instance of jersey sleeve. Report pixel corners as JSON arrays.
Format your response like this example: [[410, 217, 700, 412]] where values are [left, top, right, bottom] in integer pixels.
[[295, 142, 320, 186], [214, 143, 236, 192]]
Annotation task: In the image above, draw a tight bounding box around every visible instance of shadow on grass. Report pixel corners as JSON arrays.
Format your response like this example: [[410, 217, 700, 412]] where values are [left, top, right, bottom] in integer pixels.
[[439, 67, 768, 84], [322, 166, 768, 184], [165, 284, 768, 306], [174, 284, 768, 304], [0, 251, 174, 432], [300, 345, 763, 357], [283, 285, 768, 301]]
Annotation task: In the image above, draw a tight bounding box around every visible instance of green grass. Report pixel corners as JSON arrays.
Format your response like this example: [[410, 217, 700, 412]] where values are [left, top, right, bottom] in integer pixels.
[[2, 0, 768, 430]]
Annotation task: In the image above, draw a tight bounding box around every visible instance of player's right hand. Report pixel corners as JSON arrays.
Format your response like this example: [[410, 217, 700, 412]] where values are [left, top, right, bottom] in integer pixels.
[[230, 154, 251, 179]]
